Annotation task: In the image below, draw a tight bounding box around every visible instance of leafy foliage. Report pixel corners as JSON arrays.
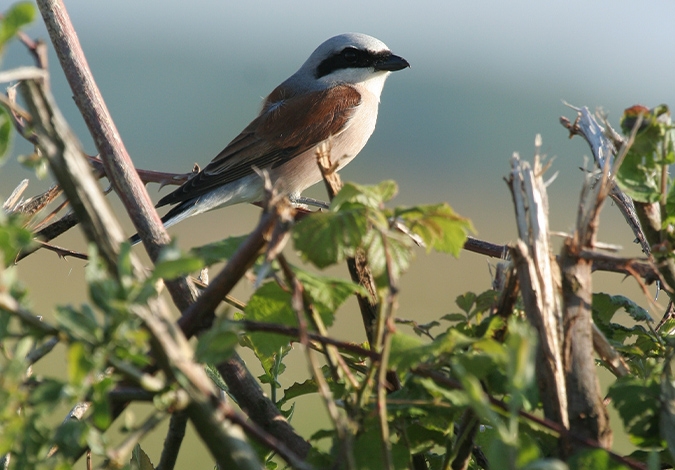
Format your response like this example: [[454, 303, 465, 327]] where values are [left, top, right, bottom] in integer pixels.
[[2, 8, 674, 466], [616, 104, 674, 204], [293, 181, 471, 284]]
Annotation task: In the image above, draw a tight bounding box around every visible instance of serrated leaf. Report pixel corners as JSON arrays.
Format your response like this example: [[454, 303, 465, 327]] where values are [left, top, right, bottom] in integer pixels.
[[592, 293, 652, 324], [293, 207, 368, 268], [331, 180, 398, 210], [365, 228, 413, 282], [295, 268, 366, 325], [278, 379, 318, 406], [395, 203, 473, 256]]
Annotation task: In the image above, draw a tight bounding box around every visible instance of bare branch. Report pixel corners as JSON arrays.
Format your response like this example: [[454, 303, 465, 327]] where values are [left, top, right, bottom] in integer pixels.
[[507, 151, 568, 428]]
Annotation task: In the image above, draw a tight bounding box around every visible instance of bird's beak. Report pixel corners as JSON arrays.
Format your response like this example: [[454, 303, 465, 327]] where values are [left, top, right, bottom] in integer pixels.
[[374, 53, 410, 72]]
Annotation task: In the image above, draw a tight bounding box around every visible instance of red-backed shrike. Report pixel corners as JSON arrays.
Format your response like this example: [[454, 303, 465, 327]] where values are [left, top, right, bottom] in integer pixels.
[[135, 33, 408, 242]]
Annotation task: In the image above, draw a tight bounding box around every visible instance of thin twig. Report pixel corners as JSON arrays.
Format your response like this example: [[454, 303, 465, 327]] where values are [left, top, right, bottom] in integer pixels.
[[157, 412, 188, 470], [413, 367, 646, 470], [283, 252, 356, 470]]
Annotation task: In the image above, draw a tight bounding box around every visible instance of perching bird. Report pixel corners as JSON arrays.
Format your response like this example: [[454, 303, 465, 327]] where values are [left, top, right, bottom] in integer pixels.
[[132, 33, 408, 244]]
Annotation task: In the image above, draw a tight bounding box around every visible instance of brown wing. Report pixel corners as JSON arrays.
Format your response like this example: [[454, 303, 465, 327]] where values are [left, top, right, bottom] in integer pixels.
[[156, 85, 361, 207]]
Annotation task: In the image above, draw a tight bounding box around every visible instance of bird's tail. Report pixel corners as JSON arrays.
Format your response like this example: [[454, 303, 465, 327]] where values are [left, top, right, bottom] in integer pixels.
[[128, 199, 199, 246]]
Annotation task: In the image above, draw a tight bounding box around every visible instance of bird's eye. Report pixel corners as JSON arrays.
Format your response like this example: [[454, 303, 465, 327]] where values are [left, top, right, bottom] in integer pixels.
[[342, 48, 358, 63]]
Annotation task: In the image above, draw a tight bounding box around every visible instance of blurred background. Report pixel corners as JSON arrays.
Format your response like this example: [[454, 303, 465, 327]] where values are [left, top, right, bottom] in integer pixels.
[[3, 0, 675, 466]]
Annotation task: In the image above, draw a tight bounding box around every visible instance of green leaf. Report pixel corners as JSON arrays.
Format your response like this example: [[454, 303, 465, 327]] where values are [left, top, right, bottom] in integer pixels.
[[130, 443, 155, 470], [67, 342, 92, 386], [331, 180, 398, 210], [29, 379, 64, 408], [568, 448, 626, 470], [441, 313, 466, 322], [195, 318, 239, 364], [405, 423, 447, 454], [0, 106, 12, 163], [0, 2, 35, 48], [389, 329, 474, 372], [91, 376, 113, 429], [55, 304, 102, 345], [293, 206, 368, 268], [243, 282, 297, 362], [190, 234, 249, 266], [152, 245, 203, 280], [607, 376, 662, 447], [592, 293, 653, 325], [661, 365, 675, 464], [0, 212, 35, 265], [278, 379, 318, 406], [504, 318, 537, 410], [456, 292, 476, 315], [617, 104, 673, 203], [353, 419, 410, 470], [205, 363, 229, 393], [295, 268, 365, 326], [394, 203, 473, 256], [53, 419, 88, 458], [364, 227, 413, 282]]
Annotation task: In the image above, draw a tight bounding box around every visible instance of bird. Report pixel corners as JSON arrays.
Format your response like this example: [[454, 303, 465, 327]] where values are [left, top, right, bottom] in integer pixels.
[[131, 33, 409, 245]]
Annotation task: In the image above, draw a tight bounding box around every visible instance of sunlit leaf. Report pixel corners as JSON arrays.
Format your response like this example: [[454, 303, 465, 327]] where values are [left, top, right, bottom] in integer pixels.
[[617, 104, 673, 203], [394, 203, 473, 256], [67, 342, 91, 386], [0, 212, 35, 265], [365, 228, 413, 282], [0, 2, 35, 48], [330, 180, 398, 211], [293, 206, 368, 268]]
